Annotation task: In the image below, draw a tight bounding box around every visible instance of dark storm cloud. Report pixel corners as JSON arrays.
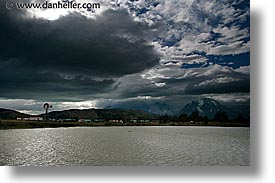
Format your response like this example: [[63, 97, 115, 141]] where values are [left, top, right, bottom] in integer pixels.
[[0, 6, 159, 76], [0, 1, 159, 99], [104, 64, 250, 100], [0, 60, 115, 100], [167, 76, 250, 95], [115, 76, 249, 99]]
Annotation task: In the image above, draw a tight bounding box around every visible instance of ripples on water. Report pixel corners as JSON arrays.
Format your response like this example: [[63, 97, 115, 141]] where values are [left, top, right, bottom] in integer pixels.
[[0, 126, 249, 166]]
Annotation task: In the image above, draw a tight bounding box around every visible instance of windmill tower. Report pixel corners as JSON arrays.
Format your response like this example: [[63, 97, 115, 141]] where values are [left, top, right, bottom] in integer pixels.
[[43, 103, 52, 120]]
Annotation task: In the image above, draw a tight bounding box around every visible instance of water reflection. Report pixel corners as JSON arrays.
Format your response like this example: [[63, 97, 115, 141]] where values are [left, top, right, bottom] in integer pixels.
[[0, 127, 250, 166]]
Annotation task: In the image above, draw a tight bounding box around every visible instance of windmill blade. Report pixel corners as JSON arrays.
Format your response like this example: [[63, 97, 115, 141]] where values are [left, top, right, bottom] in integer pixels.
[[43, 103, 49, 109]]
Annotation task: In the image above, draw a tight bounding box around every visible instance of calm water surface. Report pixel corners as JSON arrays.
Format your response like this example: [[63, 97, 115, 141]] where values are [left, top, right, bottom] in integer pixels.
[[0, 126, 249, 166]]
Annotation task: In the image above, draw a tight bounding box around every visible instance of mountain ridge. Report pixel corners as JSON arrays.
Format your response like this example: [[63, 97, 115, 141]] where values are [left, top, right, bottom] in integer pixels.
[[0, 98, 240, 120], [179, 98, 236, 119]]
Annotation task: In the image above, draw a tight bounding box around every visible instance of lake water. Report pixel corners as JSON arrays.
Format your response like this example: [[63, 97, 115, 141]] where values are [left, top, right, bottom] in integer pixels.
[[0, 126, 249, 166]]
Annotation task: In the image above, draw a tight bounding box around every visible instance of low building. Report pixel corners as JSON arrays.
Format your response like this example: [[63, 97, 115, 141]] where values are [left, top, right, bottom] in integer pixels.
[[29, 117, 43, 121], [151, 119, 160, 123], [109, 119, 123, 123], [129, 119, 150, 123], [93, 119, 104, 122], [18, 117, 43, 121], [78, 119, 92, 122]]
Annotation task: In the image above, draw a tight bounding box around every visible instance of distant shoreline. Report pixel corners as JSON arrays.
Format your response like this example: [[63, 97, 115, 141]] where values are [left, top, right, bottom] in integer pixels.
[[0, 120, 250, 130]]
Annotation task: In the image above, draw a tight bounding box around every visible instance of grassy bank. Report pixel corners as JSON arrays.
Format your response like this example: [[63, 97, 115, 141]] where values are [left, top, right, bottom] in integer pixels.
[[0, 119, 249, 130]]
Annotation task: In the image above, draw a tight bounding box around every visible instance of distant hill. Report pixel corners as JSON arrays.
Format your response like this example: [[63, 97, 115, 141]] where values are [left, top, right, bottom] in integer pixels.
[[42, 109, 98, 119], [41, 108, 157, 120], [0, 107, 158, 120], [0, 108, 31, 119]]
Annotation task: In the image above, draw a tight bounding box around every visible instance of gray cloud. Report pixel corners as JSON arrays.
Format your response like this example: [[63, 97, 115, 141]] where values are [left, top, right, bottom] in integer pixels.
[[0, 1, 159, 100], [104, 64, 249, 100]]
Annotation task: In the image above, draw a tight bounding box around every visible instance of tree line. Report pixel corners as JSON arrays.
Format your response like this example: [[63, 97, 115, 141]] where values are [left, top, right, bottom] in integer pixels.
[[159, 110, 249, 126]]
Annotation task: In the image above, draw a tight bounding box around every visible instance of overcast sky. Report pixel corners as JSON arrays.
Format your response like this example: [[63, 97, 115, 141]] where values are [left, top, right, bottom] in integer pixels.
[[0, 0, 250, 114]]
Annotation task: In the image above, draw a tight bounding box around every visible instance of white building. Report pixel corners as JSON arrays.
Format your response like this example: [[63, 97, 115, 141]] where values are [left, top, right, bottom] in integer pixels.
[[17, 117, 43, 121], [78, 119, 92, 122], [29, 117, 43, 121]]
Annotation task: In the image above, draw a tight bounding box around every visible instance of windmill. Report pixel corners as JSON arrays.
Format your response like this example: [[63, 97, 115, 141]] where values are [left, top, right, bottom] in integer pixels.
[[43, 103, 52, 120]]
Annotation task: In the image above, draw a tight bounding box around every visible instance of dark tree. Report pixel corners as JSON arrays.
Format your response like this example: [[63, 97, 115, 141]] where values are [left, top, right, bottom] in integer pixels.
[[234, 113, 246, 122], [178, 113, 188, 122], [188, 110, 200, 121], [233, 113, 250, 126], [214, 110, 229, 122], [160, 114, 170, 123], [201, 115, 209, 122]]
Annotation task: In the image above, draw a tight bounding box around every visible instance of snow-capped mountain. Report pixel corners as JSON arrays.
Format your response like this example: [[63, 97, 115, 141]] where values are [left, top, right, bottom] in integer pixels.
[[148, 102, 174, 116], [179, 98, 234, 119]]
